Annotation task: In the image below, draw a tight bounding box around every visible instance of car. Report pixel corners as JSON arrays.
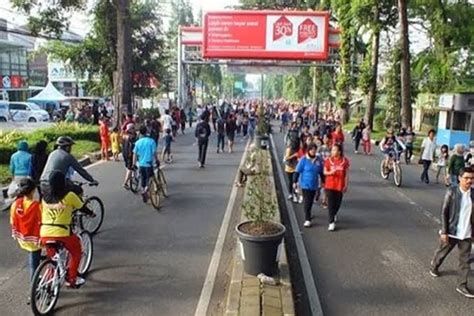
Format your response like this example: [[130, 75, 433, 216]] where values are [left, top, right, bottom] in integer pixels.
[[0, 102, 10, 122], [8, 102, 50, 122]]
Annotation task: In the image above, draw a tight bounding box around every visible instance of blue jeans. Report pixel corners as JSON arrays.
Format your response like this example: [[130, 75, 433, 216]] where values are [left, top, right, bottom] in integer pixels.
[[450, 174, 459, 187], [28, 250, 41, 281]]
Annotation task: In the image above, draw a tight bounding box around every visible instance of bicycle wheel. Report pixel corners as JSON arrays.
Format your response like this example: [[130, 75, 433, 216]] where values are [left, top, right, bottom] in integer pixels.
[[149, 178, 161, 210], [80, 197, 105, 235], [78, 231, 94, 275], [394, 163, 402, 187], [380, 160, 389, 179], [31, 260, 60, 316], [130, 170, 140, 193], [158, 169, 168, 198]]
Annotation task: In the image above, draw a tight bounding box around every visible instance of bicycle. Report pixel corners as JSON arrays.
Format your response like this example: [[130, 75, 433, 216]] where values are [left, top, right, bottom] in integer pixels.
[[148, 164, 168, 210], [74, 182, 105, 235], [30, 212, 93, 316], [380, 148, 403, 187]]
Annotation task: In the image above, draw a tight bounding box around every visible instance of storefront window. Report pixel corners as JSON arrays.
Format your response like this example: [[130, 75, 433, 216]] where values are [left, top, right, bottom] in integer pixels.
[[446, 111, 471, 131]]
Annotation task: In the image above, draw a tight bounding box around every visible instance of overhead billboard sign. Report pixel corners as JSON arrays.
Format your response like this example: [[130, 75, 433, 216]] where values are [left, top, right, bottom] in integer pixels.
[[181, 26, 203, 45], [203, 11, 329, 60]]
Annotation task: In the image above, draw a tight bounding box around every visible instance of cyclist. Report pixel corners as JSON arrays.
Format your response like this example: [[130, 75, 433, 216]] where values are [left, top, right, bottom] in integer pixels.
[[40, 170, 95, 288], [40, 136, 98, 197], [133, 125, 159, 203], [379, 129, 406, 168]]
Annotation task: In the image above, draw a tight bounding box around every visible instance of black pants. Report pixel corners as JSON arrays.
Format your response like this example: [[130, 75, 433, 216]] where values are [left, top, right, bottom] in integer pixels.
[[139, 166, 153, 189], [326, 189, 343, 223], [354, 137, 361, 152], [198, 139, 209, 165], [217, 134, 225, 151], [242, 124, 248, 137], [286, 172, 295, 195], [302, 189, 316, 221], [421, 160, 432, 183], [431, 237, 472, 287]]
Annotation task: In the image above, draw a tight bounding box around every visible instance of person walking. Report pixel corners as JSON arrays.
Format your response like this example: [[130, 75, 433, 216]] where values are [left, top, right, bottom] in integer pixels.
[[284, 142, 300, 203], [30, 140, 48, 183], [99, 116, 110, 161], [420, 129, 437, 184], [429, 167, 474, 298], [436, 144, 449, 184], [161, 129, 173, 163], [180, 108, 187, 134], [446, 144, 465, 187], [195, 114, 211, 168], [226, 114, 237, 153], [216, 116, 226, 153], [295, 143, 324, 228], [121, 124, 137, 190], [352, 120, 365, 154], [187, 107, 194, 128], [324, 143, 350, 231], [362, 125, 372, 155]]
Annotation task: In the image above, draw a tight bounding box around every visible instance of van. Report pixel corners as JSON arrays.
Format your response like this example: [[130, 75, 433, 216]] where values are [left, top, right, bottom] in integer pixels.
[[8, 102, 50, 122], [0, 102, 9, 122]]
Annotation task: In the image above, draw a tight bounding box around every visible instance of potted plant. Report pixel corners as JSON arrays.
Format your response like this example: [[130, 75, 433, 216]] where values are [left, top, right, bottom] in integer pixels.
[[254, 105, 270, 149], [235, 150, 286, 276]]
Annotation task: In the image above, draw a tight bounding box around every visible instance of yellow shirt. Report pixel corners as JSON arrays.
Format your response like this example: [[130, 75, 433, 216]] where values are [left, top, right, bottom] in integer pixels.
[[110, 132, 121, 153], [10, 198, 41, 252], [40, 192, 84, 238]]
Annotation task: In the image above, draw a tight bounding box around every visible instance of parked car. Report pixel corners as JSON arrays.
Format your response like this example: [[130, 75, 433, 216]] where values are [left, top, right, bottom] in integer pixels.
[[0, 102, 10, 122], [8, 102, 50, 122]]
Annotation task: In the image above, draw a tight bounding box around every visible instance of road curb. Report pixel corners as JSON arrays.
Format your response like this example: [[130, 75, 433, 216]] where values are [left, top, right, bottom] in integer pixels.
[[269, 134, 324, 316], [224, 145, 296, 316]]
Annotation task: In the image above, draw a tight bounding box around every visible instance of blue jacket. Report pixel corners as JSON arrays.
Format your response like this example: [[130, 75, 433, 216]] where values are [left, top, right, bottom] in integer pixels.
[[10, 150, 32, 177], [296, 155, 324, 190]]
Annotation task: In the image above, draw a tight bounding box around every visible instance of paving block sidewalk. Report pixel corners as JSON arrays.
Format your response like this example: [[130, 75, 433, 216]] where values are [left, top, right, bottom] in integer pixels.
[[225, 149, 295, 316]]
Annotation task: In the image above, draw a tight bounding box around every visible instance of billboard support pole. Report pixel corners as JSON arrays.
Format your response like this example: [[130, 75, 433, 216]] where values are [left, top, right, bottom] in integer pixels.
[[260, 73, 264, 105], [177, 27, 183, 107]]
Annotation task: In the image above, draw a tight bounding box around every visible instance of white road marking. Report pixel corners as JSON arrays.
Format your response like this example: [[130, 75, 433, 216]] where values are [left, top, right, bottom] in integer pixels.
[[194, 142, 249, 316]]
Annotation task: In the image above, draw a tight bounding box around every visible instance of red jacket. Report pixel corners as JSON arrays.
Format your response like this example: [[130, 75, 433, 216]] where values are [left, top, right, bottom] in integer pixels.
[[11, 198, 41, 244]]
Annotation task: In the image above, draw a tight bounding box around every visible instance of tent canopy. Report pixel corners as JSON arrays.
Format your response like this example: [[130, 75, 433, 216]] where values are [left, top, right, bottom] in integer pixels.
[[28, 81, 66, 102]]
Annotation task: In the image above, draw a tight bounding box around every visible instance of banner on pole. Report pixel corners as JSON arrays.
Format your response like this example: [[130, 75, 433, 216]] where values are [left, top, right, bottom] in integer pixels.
[[203, 11, 330, 60]]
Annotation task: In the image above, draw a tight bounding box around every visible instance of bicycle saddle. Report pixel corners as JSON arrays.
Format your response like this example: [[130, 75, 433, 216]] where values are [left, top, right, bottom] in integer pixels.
[[44, 240, 65, 249]]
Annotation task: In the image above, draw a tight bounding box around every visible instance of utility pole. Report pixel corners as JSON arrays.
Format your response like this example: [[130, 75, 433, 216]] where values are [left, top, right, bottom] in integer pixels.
[[177, 26, 183, 107]]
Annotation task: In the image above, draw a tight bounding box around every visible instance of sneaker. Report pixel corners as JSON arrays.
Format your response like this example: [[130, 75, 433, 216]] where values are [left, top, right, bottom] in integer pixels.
[[354, 150, 358, 154], [142, 192, 148, 203], [328, 223, 336, 231], [304, 220, 311, 227], [287, 194, 293, 200], [456, 286, 474, 298], [429, 268, 440, 278], [66, 276, 86, 288], [298, 196, 303, 204], [292, 195, 298, 203]]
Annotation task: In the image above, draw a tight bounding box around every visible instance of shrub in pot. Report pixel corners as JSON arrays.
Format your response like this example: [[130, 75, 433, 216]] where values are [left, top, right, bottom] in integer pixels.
[[236, 150, 285, 276], [254, 105, 269, 150]]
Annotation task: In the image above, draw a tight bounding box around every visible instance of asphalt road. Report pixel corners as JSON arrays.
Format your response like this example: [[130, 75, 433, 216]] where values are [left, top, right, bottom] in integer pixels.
[[0, 127, 244, 315], [273, 130, 474, 316]]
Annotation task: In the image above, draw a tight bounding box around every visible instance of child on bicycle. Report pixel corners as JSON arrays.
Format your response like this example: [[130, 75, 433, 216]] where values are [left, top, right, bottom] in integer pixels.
[[40, 170, 94, 288], [10, 177, 41, 282], [162, 128, 173, 163]]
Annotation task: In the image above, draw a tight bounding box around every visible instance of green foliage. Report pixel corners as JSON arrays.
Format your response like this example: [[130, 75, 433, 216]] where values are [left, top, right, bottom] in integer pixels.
[[374, 110, 386, 131], [242, 150, 276, 225], [0, 164, 11, 185], [39, 0, 166, 98], [256, 106, 268, 135], [0, 123, 99, 164], [136, 108, 161, 120]]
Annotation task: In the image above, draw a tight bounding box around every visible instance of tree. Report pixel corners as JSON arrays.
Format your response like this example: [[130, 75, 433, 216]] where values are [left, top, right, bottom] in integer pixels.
[[12, 0, 136, 122], [398, 0, 411, 128]]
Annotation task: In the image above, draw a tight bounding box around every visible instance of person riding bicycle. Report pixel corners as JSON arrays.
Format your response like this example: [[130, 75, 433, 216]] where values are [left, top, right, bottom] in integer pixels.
[[40, 170, 95, 288], [379, 129, 406, 166], [40, 136, 98, 197], [133, 125, 159, 203]]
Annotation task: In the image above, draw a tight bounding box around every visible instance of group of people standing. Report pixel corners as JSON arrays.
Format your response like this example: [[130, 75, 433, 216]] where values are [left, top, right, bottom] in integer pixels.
[[282, 111, 349, 231]]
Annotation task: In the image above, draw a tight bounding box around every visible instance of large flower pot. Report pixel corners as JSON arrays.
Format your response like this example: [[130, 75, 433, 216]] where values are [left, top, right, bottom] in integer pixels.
[[254, 134, 269, 150], [235, 221, 286, 276]]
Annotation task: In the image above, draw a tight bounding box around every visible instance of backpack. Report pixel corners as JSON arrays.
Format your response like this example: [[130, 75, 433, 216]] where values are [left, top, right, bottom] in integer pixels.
[[197, 123, 208, 139]]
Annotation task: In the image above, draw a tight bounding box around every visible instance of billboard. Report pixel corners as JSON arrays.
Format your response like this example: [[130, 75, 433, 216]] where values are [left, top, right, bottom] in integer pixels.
[[203, 11, 329, 60]]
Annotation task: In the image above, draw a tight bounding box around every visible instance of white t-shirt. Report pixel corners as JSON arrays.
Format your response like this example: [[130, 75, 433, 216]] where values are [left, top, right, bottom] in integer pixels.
[[161, 114, 172, 130], [421, 137, 436, 161], [449, 188, 472, 240]]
